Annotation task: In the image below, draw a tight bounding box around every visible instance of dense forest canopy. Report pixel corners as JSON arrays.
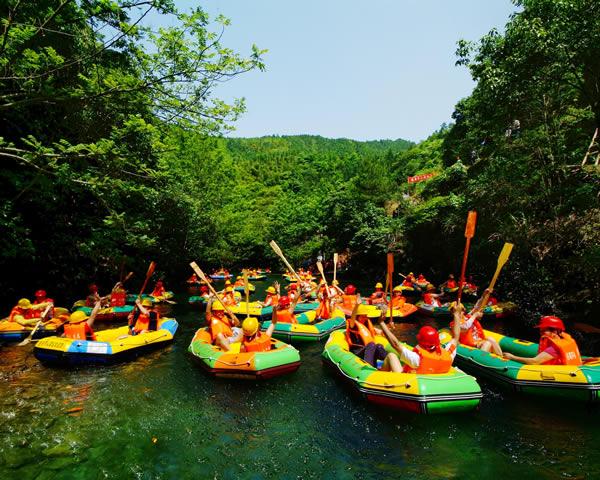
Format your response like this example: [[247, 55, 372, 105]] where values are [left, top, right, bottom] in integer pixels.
[[0, 0, 598, 316]]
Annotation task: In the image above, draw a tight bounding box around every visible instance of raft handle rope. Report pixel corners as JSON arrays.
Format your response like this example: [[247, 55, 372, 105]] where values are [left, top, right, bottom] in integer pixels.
[[190, 342, 254, 367], [466, 355, 580, 377], [323, 348, 476, 389]]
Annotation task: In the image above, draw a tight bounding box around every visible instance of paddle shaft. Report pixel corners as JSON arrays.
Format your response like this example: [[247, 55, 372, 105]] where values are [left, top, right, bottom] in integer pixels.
[[190, 262, 240, 323], [333, 253, 338, 283], [475, 243, 513, 312], [243, 270, 250, 318], [387, 253, 394, 324], [456, 236, 472, 304], [17, 304, 52, 346], [137, 261, 156, 301], [269, 240, 302, 283]]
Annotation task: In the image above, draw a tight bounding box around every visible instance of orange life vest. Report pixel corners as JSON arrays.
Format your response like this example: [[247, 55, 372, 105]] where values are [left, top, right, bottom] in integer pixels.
[[315, 300, 331, 320], [243, 332, 272, 352], [263, 294, 279, 306], [222, 293, 237, 306], [134, 311, 160, 333], [275, 309, 297, 324], [403, 345, 453, 374], [390, 295, 406, 309], [345, 318, 376, 348], [538, 332, 582, 366], [64, 323, 96, 341], [209, 315, 233, 342], [456, 316, 485, 347], [341, 294, 358, 310], [446, 280, 457, 289]]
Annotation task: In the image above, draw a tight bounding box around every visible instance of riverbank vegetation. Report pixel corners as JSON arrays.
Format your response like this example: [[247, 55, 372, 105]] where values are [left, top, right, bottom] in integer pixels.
[[1, 0, 598, 313]]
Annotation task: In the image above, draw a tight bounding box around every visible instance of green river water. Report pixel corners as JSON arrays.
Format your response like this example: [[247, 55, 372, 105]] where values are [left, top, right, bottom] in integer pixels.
[[0, 275, 599, 479]]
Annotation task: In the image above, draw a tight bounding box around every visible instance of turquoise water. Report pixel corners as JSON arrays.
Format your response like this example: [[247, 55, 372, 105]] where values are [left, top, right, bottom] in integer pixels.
[[0, 275, 599, 479]]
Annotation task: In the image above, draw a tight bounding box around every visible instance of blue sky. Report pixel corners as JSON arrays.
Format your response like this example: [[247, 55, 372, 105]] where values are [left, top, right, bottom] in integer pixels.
[[156, 1, 517, 142]]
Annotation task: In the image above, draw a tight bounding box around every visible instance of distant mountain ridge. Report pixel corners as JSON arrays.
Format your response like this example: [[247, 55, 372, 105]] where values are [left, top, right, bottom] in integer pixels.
[[225, 135, 414, 157]]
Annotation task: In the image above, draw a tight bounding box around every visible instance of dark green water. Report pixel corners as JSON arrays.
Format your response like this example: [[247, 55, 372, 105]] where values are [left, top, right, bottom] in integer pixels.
[[1, 275, 599, 479]]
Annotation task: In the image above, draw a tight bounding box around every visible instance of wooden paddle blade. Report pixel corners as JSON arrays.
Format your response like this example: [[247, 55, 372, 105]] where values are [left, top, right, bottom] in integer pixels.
[[146, 261, 156, 278], [333, 253, 338, 265], [464, 211, 477, 238], [269, 240, 283, 257], [497, 242, 514, 268], [123, 271, 134, 283], [190, 262, 207, 283], [387, 253, 394, 273]]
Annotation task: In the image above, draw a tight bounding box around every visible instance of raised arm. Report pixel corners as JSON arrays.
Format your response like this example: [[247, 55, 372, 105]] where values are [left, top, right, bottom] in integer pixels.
[[86, 300, 103, 329]]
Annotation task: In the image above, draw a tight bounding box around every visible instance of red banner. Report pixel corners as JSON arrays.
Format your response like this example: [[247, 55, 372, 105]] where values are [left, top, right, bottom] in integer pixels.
[[407, 173, 436, 183]]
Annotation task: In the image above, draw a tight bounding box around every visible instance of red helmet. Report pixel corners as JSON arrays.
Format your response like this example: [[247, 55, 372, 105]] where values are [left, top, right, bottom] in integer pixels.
[[534, 316, 565, 332], [35, 289, 46, 298], [278, 296, 291, 308], [200, 285, 209, 293], [345, 284, 356, 295], [89, 284, 98, 293], [289, 284, 298, 291], [416, 326, 440, 348]]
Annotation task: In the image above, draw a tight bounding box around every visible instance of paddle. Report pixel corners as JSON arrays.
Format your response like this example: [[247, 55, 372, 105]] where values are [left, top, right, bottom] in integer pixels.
[[137, 261, 156, 302], [316, 261, 328, 288], [190, 262, 241, 324], [387, 252, 394, 325], [473, 242, 514, 313], [18, 304, 52, 346], [457, 211, 477, 304], [333, 253, 339, 283], [269, 240, 302, 283]]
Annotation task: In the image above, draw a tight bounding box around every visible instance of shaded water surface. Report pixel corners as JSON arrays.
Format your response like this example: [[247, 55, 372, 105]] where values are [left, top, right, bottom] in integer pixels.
[[0, 275, 598, 479]]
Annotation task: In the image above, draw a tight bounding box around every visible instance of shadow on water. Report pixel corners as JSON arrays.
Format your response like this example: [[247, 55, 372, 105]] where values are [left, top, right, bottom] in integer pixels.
[[0, 274, 598, 479]]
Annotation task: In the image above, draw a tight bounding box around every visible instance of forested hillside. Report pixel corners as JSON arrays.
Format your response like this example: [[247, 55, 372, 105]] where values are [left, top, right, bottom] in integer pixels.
[[0, 0, 598, 315]]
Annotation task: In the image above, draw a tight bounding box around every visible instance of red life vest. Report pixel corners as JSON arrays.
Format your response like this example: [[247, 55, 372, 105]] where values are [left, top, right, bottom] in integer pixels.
[[403, 345, 453, 374], [423, 293, 441, 307], [538, 333, 582, 366], [33, 297, 53, 305], [243, 332, 272, 352], [275, 309, 297, 324], [345, 318, 376, 348], [456, 316, 485, 347], [110, 291, 126, 307], [446, 280, 457, 289]]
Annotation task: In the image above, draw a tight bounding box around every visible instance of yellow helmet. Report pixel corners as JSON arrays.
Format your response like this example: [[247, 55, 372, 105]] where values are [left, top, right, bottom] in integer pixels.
[[225, 280, 232, 286], [225, 286, 233, 292], [266, 286, 276, 294], [355, 304, 372, 316], [393, 285, 403, 292], [242, 317, 259, 336], [69, 310, 88, 323], [236, 276, 242, 280], [211, 301, 225, 311], [17, 298, 31, 309], [332, 280, 339, 285], [141, 298, 153, 307], [375, 282, 383, 289]]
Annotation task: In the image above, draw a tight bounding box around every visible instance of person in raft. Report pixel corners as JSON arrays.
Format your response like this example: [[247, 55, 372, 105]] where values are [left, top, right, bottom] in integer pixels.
[[33, 289, 54, 318], [368, 282, 386, 305], [187, 273, 199, 284], [441, 274, 458, 291], [260, 283, 280, 307], [128, 298, 160, 335], [8, 298, 53, 326], [422, 284, 444, 307], [221, 286, 238, 306], [86, 283, 102, 307], [378, 306, 461, 374], [110, 282, 127, 307], [273, 295, 301, 324], [206, 298, 242, 351], [401, 272, 415, 288], [451, 291, 503, 356], [63, 301, 102, 341], [346, 303, 395, 369], [240, 314, 277, 353], [315, 281, 334, 320], [390, 286, 407, 309], [339, 284, 361, 311], [503, 316, 582, 366], [199, 284, 211, 300], [151, 280, 166, 297]]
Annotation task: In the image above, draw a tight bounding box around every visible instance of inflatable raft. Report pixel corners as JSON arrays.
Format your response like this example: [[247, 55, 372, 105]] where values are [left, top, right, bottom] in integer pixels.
[[322, 330, 482, 414], [228, 301, 319, 320], [34, 318, 178, 366], [338, 302, 418, 319], [260, 309, 346, 343], [189, 295, 209, 309], [72, 302, 134, 322], [234, 284, 256, 293], [0, 308, 69, 343], [247, 275, 266, 281], [210, 274, 233, 280], [416, 301, 513, 319], [442, 329, 600, 402], [188, 328, 301, 379]]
